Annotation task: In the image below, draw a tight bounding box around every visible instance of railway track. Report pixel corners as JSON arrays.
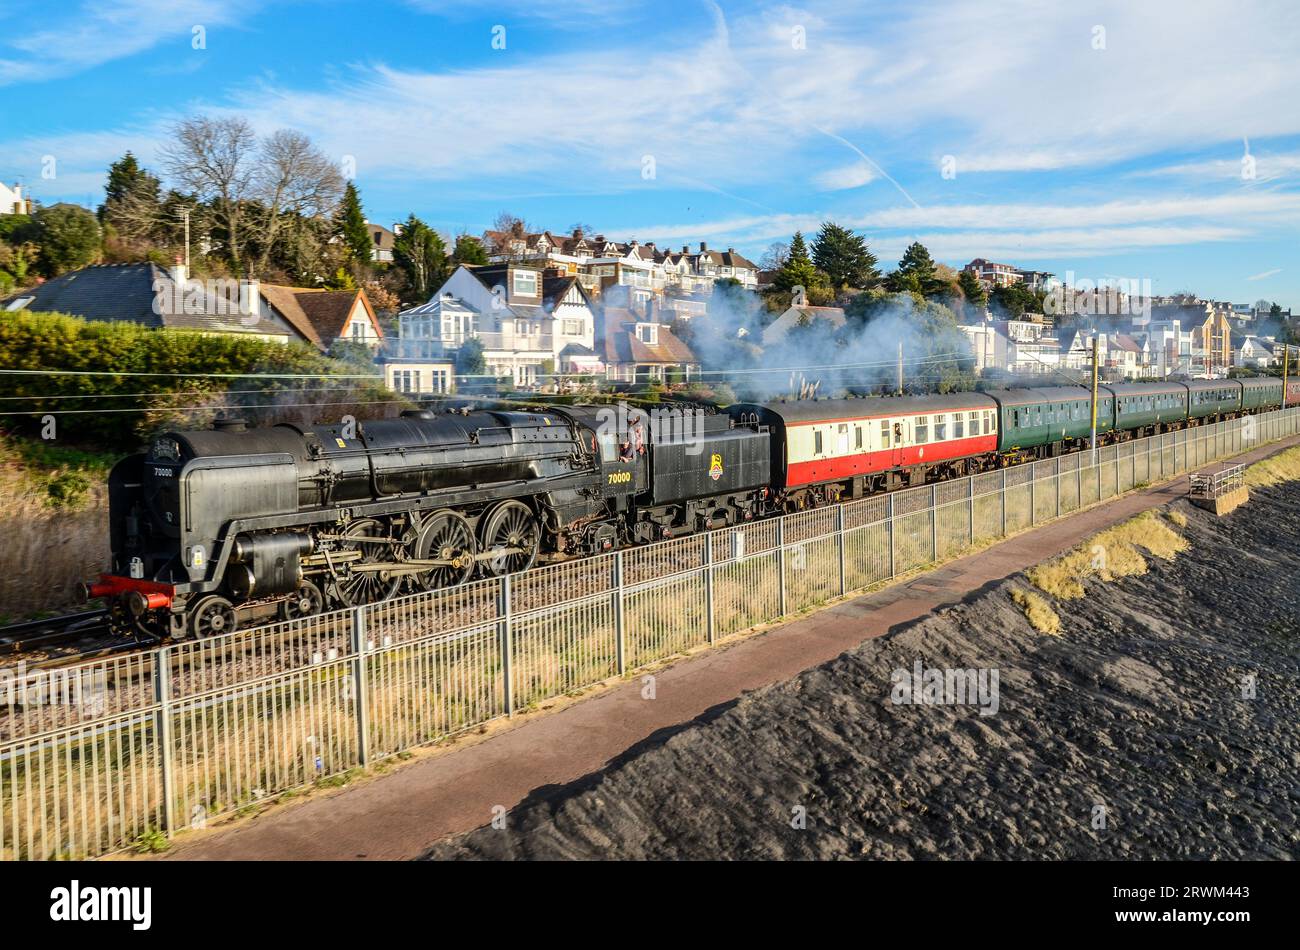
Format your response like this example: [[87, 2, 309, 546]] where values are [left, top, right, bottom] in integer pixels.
[[0, 610, 142, 669]]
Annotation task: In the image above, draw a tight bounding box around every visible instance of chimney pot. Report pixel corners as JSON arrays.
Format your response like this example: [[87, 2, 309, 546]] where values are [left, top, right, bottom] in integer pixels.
[[699, 242, 708, 252]]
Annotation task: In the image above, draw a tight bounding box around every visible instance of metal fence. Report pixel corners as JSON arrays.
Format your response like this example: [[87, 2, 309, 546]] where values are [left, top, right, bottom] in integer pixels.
[[2, 408, 1296, 860]]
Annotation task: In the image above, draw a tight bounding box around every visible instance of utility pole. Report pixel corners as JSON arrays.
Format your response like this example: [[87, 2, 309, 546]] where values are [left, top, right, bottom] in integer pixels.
[[1089, 334, 1100, 461], [896, 341, 903, 395], [182, 208, 191, 268]]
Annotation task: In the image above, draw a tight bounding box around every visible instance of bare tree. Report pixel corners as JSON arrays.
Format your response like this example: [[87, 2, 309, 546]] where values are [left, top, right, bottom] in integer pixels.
[[159, 115, 257, 271], [252, 129, 344, 273], [760, 240, 790, 271]]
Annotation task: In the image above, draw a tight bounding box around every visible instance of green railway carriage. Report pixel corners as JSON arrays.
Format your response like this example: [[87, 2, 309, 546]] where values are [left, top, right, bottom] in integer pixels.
[[1240, 376, 1283, 412], [1186, 379, 1242, 420], [1110, 382, 1188, 431], [992, 386, 1112, 453]]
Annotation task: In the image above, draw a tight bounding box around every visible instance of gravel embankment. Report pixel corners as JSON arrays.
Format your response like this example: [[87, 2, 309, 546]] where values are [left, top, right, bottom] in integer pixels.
[[424, 481, 1300, 860]]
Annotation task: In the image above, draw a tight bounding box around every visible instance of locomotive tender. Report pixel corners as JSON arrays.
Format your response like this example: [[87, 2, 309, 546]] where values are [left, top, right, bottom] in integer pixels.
[[85, 376, 1287, 639]]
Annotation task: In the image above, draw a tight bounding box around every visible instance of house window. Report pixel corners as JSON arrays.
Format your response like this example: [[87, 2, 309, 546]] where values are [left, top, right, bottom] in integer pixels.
[[512, 270, 539, 296], [351, 321, 366, 341], [562, 319, 584, 336], [915, 416, 929, 444]]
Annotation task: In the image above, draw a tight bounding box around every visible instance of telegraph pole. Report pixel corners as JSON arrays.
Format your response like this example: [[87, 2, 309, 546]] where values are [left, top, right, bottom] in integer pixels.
[[1089, 334, 1100, 462], [896, 341, 903, 395]]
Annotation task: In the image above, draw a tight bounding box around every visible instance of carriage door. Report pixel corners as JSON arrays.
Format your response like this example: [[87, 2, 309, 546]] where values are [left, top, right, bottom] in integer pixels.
[[891, 417, 905, 468]]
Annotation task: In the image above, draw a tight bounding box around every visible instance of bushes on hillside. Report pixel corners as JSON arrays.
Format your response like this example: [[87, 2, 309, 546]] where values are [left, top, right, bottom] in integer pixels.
[[0, 311, 406, 449]]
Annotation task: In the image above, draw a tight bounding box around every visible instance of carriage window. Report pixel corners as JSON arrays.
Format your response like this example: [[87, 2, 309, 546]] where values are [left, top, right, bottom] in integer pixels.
[[814, 430, 823, 454], [1013, 409, 1021, 427], [915, 416, 929, 443], [969, 411, 980, 434], [1033, 409, 1042, 425], [934, 414, 947, 441], [954, 415, 964, 439], [881, 419, 890, 447], [855, 427, 863, 449]]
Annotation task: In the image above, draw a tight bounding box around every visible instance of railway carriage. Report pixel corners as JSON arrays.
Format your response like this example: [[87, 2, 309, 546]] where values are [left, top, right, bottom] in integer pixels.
[[1240, 377, 1284, 412], [1109, 382, 1188, 435], [1186, 379, 1242, 420], [731, 393, 1000, 502], [990, 386, 1111, 459]]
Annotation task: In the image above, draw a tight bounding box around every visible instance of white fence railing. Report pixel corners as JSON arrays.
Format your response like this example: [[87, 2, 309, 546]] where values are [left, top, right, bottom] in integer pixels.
[[2, 408, 1295, 859]]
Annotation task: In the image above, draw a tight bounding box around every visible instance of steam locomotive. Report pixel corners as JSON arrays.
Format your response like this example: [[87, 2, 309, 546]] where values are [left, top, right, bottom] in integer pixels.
[[84, 376, 1293, 639]]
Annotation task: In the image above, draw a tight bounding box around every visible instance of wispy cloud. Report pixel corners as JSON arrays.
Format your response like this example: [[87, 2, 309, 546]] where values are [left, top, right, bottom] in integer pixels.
[[1248, 268, 1283, 281], [0, 0, 259, 86]]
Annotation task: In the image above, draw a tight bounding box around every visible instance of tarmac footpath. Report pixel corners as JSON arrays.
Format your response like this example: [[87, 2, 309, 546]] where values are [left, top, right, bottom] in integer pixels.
[[157, 432, 1300, 860]]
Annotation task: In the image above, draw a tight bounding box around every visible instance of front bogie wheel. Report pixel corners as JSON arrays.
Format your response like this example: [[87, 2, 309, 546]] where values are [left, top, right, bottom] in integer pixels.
[[190, 595, 238, 639]]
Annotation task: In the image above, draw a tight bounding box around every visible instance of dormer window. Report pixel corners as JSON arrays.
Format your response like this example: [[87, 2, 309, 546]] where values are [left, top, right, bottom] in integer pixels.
[[635, 323, 658, 345], [513, 270, 539, 296]]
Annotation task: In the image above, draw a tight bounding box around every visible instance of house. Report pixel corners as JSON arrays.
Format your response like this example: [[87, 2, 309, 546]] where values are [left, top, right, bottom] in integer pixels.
[[381, 263, 601, 392], [963, 258, 1021, 289], [761, 304, 846, 347], [681, 242, 759, 290], [1234, 333, 1276, 369], [598, 306, 698, 383], [257, 284, 385, 352], [366, 222, 396, 264], [0, 182, 29, 216], [1, 262, 312, 344], [1106, 334, 1151, 379]]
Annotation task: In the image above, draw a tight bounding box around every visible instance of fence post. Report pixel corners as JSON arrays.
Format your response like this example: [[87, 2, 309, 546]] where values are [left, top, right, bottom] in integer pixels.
[[1076, 456, 1082, 507], [704, 535, 716, 645], [1055, 460, 1061, 517], [613, 551, 625, 675], [154, 647, 175, 838], [836, 506, 847, 597], [888, 493, 897, 578], [351, 607, 371, 764], [1000, 469, 1008, 537], [967, 475, 975, 545], [1113, 448, 1120, 493], [776, 517, 787, 615], [930, 485, 938, 561], [497, 577, 513, 717], [1030, 467, 1037, 524]]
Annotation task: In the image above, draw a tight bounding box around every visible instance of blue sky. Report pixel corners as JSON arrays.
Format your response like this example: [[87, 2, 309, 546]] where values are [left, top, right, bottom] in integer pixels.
[[2, 0, 1299, 308]]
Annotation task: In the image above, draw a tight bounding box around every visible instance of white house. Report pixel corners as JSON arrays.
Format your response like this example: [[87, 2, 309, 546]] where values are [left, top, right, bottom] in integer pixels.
[[0, 182, 30, 216], [382, 263, 601, 392]]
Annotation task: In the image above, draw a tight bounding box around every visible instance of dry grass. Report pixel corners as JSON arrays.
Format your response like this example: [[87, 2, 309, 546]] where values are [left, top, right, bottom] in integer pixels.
[[1026, 510, 1189, 601], [1167, 510, 1188, 528], [1010, 586, 1061, 635], [0, 447, 110, 620], [1245, 444, 1300, 488]]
